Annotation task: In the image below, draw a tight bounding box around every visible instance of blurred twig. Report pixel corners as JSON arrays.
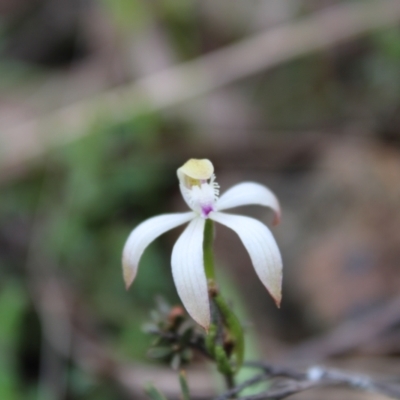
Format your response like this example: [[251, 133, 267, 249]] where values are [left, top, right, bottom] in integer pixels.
[[216, 362, 400, 400], [215, 373, 266, 400], [2, 0, 400, 181]]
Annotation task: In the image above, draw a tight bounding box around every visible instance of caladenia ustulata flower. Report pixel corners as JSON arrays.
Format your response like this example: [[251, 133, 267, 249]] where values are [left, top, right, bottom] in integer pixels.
[[122, 159, 282, 330]]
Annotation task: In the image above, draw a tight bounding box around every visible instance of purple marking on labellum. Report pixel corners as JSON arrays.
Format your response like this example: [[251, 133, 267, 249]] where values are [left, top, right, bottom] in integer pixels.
[[201, 204, 214, 218]]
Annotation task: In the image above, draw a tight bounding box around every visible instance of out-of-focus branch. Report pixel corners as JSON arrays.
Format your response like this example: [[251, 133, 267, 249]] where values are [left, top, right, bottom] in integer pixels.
[[216, 362, 400, 400], [2, 0, 400, 182], [215, 373, 266, 400]]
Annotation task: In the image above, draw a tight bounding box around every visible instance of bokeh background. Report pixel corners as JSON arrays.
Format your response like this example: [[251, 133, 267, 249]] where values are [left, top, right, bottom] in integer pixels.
[[1, 0, 400, 399]]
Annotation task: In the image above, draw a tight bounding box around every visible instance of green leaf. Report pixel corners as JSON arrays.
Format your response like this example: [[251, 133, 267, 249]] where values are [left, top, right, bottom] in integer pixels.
[[215, 345, 233, 376], [145, 385, 169, 400], [147, 347, 173, 359]]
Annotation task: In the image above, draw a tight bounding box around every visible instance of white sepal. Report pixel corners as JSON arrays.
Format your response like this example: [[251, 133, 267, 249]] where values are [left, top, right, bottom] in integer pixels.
[[122, 212, 195, 289], [171, 217, 210, 329], [210, 212, 282, 306], [216, 182, 281, 224]]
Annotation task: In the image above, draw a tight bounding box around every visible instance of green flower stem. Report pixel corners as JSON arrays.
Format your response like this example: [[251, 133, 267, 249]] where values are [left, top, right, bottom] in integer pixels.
[[203, 219, 216, 282], [203, 218, 245, 391], [213, 293, 244, 373]]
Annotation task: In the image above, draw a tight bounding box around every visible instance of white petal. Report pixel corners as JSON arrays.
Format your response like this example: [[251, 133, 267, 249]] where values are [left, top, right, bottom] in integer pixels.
[[171, 217, 210, 329], [122, 212, 195, 289], [210, 212, 282, 305], [216, 182, 281, 224]]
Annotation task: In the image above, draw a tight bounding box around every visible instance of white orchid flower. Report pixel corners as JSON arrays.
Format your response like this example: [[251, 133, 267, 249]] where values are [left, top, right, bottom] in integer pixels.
[[122, 159, 282, 329]]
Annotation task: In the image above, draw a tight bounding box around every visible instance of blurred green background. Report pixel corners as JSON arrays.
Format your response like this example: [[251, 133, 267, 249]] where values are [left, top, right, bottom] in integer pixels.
[[1, 0, 400, 399]]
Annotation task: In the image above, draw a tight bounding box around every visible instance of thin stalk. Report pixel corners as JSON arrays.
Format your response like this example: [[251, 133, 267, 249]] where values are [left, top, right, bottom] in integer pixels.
[[203, 219, 216, 282], [224, 373, 236, 392], [213, 293, 244, 373], [179, 370, 191, 400], [203, 219, 242, 393]]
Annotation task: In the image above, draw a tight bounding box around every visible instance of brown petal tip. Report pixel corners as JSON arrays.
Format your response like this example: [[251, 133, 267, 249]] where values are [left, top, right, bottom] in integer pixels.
[[123, 265, 135, 290], [272, 211, 281, 226], [274, 296, 282, 308]]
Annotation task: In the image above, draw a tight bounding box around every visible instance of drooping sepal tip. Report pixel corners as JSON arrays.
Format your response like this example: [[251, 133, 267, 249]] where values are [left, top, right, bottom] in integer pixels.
[[268, 282, 282, 308], [195, 314, 210, 332], [269, 205, 283, 304], [265, 274, 282, 308], [274, 295, 282, 309], [272, 209, 282, 226], [270, 196, 282, 226], [123, 263, 135, 290]]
